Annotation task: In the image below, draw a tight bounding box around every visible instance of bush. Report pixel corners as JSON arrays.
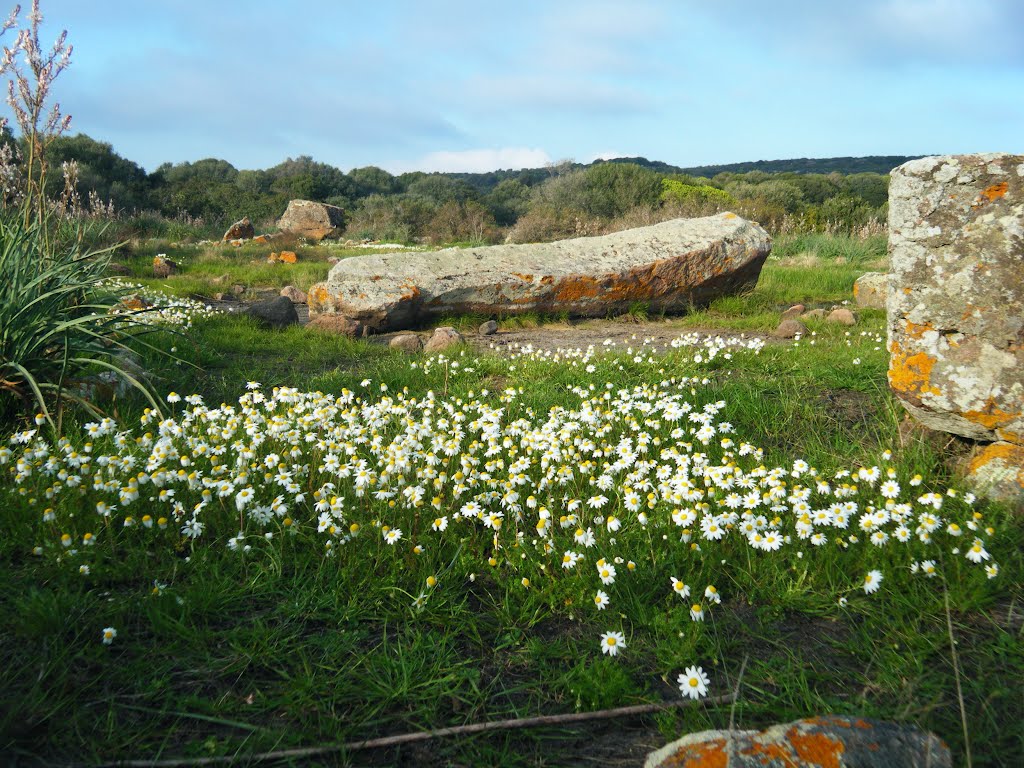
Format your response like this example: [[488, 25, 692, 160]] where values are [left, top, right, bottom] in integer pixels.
[[659, 179, 736, 217]]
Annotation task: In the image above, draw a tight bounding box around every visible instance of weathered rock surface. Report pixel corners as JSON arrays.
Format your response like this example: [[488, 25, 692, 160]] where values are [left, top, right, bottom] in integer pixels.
[[801, 308, 826, 320], [887, 153, 1023, 499], [780, 304, 805, 321], [307, 314, 361, 337], [244, 296, 298, 329], [826, 307, 857, 325], [479, 319, 498, 336], [775, 319, 807, 339], [389, 333, 423, 353], [277, 200, 346, 241], [223, 217, 254, 241], [645, 716, 950, 768], [153, 255, 178, 278], [854, 272, 888, 309], [280, 285, 308, 304], [423, 327, 464, 353], [309, 213, 770, 332]]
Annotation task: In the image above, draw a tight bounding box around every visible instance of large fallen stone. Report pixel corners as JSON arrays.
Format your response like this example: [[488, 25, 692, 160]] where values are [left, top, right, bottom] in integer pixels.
[[887, 153, 1023, 499], [309, 213, 770, 332], [645, 716, 950, 768], [277, 199, 345, 241]]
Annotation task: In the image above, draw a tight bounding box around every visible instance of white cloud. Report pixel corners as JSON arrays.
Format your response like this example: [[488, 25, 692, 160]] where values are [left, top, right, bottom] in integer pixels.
[[407, 147, 553, 173], [589, 151, 627, 162]]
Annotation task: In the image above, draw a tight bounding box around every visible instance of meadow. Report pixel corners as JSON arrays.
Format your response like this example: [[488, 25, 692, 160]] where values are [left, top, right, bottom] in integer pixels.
[[1, 234, 1021, 768]]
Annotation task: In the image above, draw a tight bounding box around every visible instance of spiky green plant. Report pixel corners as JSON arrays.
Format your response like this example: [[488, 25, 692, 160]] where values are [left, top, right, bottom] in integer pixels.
[[0, 212, 163, 429]]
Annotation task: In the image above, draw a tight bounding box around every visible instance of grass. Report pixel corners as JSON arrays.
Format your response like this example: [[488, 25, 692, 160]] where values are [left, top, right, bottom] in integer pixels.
[[1, 238, 1022, 767]]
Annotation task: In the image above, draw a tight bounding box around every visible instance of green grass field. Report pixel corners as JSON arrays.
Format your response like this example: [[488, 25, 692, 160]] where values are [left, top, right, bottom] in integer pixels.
[[1, 238, 1021, 767]]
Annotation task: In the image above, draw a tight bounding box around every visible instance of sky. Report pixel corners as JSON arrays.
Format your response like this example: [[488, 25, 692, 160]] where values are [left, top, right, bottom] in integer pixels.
[[6, 0, 1024, 174]]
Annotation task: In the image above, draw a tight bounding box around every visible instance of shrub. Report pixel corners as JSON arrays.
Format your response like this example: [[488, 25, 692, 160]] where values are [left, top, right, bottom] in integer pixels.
[[659, 179, 736, 217]]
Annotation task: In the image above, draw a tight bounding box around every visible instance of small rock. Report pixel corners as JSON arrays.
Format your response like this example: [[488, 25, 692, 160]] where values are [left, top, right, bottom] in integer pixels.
[[645, 716, 950, 768], [479, 320, 498, 336], [424, 326, 464, 353], [223, 217, 255, 241], [801, 308, 826, 320], [279, 250, 298, 264], [252, 234, 269, 244], [231, 284, 246, 295], [280, 285, 308, 304], [229, 239, 245, 247], [245, 295, 298, 329], [780, 304, 805, 320], [153, 255, 178, 278], [775, 319, 807, 338], [390, 333, 423, 353], [854, 272, 888, 309], [327, 256, 340, 265], [827, 307, 857, 325], [306, 314, 362, 337]]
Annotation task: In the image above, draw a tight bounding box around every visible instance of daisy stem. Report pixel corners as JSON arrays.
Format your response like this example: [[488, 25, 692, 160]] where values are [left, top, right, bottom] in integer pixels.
[[942, 582, 972, 768]]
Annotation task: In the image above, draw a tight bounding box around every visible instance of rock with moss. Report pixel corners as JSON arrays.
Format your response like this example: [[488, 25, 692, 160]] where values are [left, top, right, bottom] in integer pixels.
[[308, 213, 771, 332], [887, 153, 1023, 500]]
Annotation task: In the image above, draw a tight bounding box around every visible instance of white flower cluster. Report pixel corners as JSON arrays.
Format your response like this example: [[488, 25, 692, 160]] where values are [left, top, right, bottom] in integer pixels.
[[104, 279, 218, 329]]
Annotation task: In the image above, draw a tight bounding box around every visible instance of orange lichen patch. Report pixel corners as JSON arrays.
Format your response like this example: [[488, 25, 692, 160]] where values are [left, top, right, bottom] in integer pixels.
[[399, 284, 421, 301], [539, 275, 555, 285], [724, 213, 737, 219], [252, 235, 269, 244], [889, 342, 942, 398], [968, 442, 1024, 485], [307, 285, 330, 307], [659, 739, 729, 768], [981, 182, 1008, 202], [121, 298, 148, 311], [786, 728, 844, 768], [279, 251, 298, 264], [963, 400, 1020, 431], [511, 272, 534, 282], [903, 320, 934, 340], [854, 719, 874, 730], [741, 741, 800, 766], [552, 275, 602, 303]]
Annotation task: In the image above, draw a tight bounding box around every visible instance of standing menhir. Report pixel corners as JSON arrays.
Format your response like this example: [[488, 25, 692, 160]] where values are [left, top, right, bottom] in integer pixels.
[[887, 153, 1024, 501]]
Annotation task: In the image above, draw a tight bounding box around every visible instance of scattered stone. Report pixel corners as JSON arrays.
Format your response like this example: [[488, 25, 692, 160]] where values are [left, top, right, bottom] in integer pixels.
[[212, 292, 238, 302], [223, 217, 255, 242], [887, 153, 1023, 500], [801, 308, 826, 320], [423, 326, 464, 353], [780, 304, 805, 321], [231, 284, 246, 295], [645, 716, 950, 768], [252, 234, 269, 244], [229, 239, 245, 247], [244, 295, 298, 329], [479, 319, 498, 336], [327, 256, 340, 265], [280, 285, 308, 304], [775, 318, 807, 339], [153, 255, 178, 278], [309, 213, 771, 332], [853, 272, 888, 309], [306, 314, 362, 337], [826, 307, 857, 325], [279, 250, 297, 264], [120, 296, 151, 311], [389, 333, 423, 353], [277, 199, 346, 242]]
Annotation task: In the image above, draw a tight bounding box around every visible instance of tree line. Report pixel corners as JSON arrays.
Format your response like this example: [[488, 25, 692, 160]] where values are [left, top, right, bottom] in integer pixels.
[[30, 131, 904, 244]]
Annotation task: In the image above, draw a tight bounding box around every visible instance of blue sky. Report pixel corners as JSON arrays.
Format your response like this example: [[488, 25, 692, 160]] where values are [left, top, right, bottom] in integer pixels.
[[12, 0, 1024, 173]]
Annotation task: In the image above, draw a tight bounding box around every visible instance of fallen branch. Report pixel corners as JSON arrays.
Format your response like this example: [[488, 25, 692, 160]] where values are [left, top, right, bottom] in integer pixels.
[[90, 693, 736, 768]]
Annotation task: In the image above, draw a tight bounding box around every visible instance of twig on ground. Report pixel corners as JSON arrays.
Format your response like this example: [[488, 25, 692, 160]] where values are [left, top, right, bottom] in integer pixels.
[[88, 693, 736, 768]]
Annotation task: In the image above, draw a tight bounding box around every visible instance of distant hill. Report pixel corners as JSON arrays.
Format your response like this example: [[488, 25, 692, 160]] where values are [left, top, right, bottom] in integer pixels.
[[599, 155, 925, 177]]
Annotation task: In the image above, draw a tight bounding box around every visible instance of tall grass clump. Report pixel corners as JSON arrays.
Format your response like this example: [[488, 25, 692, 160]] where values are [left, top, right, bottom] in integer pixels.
[[0, 1, 168, 428]]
